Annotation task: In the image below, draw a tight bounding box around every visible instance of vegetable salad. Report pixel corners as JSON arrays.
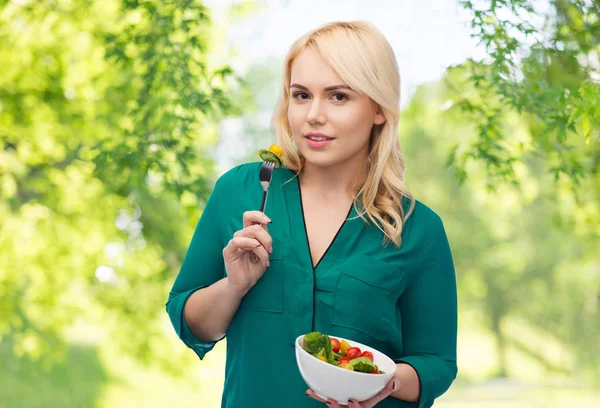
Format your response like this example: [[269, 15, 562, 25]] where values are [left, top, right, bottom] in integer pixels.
[[302, 332, 385, 374]]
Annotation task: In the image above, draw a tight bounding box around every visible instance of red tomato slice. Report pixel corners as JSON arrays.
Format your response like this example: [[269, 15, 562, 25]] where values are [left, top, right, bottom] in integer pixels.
[[371, 367, 380, 374], [361, 351, 374, 362], [338, 357, 350, 365], [330, 338, 341, 353], [346, 347, 361, 360]]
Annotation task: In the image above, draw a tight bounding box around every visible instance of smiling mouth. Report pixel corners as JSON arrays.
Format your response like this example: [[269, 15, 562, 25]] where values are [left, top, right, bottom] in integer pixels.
[[305, 135, 334, 141]]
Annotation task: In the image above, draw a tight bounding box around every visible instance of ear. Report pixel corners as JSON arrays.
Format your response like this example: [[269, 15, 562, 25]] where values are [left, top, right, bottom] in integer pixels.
[[373, 105, 386, 126]]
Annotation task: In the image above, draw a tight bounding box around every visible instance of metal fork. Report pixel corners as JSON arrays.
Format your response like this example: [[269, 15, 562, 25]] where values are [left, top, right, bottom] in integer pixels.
[[258, 160, 276, 213], [249, 160, 276, 265]]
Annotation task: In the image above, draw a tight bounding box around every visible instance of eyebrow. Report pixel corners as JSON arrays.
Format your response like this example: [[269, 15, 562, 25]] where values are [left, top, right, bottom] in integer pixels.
[[290, 83, 354, 92]]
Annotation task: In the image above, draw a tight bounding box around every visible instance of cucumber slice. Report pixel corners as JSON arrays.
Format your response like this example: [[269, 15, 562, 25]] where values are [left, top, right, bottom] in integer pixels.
[[259, 149, 283, 168]]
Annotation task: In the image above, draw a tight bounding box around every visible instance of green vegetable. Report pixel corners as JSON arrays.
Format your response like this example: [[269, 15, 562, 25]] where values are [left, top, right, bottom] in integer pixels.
[[303, 331, 333, 363], [259, 149, 283, 168], [302, 332, 384, 373], [349, 356, 377, 373]]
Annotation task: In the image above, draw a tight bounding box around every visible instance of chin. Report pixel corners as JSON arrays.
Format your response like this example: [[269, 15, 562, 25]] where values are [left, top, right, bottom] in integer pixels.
[[300, 151, 345, 168]]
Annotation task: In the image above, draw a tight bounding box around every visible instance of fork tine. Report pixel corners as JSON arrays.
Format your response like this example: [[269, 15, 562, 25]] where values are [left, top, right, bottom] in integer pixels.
[[259, 160, 275, 184]]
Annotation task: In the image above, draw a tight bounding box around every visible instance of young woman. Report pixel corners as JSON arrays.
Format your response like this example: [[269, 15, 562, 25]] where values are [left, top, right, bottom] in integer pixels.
[[166, 21, 457, 408]]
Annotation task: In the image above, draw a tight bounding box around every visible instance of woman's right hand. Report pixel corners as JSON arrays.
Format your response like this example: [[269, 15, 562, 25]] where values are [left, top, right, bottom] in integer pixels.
[[222, 211, 273, 295]]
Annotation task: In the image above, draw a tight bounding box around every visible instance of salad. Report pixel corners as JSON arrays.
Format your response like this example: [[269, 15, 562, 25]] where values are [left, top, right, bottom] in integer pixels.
[[302, 332, 385, 374], [258, 144, 284, 168]]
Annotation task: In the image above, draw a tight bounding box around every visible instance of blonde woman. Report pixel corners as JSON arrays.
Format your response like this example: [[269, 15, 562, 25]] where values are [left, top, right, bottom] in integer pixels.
[[167, 21, 457, 408]]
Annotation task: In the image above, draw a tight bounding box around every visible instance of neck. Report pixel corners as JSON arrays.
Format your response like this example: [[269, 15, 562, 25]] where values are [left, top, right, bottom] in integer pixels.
[[298, 154, 368, 200]]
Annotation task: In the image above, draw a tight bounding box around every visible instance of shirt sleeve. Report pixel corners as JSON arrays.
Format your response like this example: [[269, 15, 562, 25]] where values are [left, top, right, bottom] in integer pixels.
[[165, 175, 229, 360], [395, 216, 458, 408]]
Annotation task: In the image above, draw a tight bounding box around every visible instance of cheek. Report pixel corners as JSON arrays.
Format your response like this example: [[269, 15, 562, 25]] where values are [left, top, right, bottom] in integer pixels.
[[287, 107, 303, 132], [331, 109, 373, 139]]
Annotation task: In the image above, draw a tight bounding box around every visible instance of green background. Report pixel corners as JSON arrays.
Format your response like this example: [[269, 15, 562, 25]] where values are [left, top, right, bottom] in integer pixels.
[[1, 0, 599, 406]]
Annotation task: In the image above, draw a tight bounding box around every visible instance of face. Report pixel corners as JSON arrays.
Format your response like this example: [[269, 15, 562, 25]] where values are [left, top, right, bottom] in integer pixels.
[[287, 48, 385, 169]]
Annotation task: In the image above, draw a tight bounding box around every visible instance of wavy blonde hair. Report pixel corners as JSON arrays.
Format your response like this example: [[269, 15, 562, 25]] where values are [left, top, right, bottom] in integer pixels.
[[272, 21, 415, 248]]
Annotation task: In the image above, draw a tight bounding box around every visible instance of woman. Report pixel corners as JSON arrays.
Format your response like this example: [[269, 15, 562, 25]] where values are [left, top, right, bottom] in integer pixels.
[[166, 21, 457, 408]]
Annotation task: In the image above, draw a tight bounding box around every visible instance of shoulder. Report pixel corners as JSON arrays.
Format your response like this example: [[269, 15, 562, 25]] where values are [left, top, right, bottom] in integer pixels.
[[400, 196, 447, 248], [216, 161, 263, 188], [408, 199, 444, 231]]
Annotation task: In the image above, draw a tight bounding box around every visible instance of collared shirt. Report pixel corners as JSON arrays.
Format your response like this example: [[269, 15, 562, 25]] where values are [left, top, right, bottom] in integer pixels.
[[166, 162, 457, 408]]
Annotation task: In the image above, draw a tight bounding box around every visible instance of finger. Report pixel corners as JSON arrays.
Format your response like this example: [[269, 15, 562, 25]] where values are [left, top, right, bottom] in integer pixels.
[[223, 237, 262, 256], [354, 378, 397, 408], [243, 210, 271, 228], [224, 237, 269, 267], [325, 398, 343, 407], [305, 389, 327, 403], [248, 245, 270, 268], [354, 390, 388, 408], [223, 231, 270, 268], [235, 224, 273, 254], [348, 399, 364, 408]]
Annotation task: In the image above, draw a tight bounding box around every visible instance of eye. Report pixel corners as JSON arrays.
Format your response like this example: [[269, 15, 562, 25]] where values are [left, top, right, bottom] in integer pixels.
[[293, 92, 310, 100], [332, 93, 348, 102]]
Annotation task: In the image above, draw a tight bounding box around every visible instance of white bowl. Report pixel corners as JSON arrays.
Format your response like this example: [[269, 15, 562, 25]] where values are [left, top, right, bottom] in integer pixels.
[[295, 335, 397, 405]]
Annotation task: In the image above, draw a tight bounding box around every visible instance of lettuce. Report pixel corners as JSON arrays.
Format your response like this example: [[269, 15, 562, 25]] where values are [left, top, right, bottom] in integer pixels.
[[303, 331, 334, 363], [349, 356, 377, 373]]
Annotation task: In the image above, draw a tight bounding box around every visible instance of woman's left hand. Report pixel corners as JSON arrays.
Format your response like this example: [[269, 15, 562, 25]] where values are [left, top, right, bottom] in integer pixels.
[[306, 378, 398, 408]]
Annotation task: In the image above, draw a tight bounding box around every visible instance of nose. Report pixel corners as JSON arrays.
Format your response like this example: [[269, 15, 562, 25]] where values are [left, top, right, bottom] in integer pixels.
[[306, 99, 326, 126]]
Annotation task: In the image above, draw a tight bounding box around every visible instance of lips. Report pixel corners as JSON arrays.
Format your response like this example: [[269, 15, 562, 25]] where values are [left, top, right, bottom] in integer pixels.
[[304, 133, 334, 141], [304, 133, 334, 149]]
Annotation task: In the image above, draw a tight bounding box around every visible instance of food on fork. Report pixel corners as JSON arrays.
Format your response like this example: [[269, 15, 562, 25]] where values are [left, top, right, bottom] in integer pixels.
[[259, 144, 284, 168]]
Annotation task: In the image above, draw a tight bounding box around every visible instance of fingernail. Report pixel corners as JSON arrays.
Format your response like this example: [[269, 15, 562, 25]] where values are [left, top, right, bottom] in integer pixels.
[[266, 260, 270, 267], [264, 216, 271, 223], [269, 247, 273, 254], [305, 391, 310, 397], [393, 380, 398, 391], [348, 401, 354, 407], [326, 402, 333, 407]]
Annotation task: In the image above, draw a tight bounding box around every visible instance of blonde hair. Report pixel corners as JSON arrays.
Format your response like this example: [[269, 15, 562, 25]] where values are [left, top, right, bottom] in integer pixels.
[[272, 21, 415, 248]]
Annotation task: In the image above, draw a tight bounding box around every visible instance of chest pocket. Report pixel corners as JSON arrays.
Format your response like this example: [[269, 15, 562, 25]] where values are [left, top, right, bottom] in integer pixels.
[[238, 237, 285, 313], [331, 256, 406, 342]]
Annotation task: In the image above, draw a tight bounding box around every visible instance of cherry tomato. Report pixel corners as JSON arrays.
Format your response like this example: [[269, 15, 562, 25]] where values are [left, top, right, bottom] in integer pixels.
[[338, 357, 350, 365], [346, 347, 361, 360], [330, 337, 341, 353], [361, 351, 374, 362]]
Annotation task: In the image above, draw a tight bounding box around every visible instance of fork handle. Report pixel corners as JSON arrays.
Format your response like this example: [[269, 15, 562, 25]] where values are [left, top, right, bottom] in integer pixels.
[[259, 190, 268, 213]]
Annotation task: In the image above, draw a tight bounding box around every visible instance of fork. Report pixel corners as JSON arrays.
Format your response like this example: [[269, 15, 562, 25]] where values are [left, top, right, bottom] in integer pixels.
[[258, 160, 276, 213], [249, 160, 276, 264]]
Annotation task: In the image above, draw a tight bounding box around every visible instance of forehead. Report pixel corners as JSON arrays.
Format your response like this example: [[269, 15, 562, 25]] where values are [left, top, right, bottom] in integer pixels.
[[290, 48, 346, 88]]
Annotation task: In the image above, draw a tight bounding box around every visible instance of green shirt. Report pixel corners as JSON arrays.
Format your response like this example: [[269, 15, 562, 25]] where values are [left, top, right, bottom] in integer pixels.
[[166, 162, 457, 408]]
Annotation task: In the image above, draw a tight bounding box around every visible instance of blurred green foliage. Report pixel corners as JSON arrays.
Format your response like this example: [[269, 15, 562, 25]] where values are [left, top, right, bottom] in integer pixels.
[[436, 0, 600, 385], [402, 73, 599, 384], [453, 0, 599, 189], [0, 0, 240, 374], [0, 0, 598, 406], [0, 337, 108, 407]]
